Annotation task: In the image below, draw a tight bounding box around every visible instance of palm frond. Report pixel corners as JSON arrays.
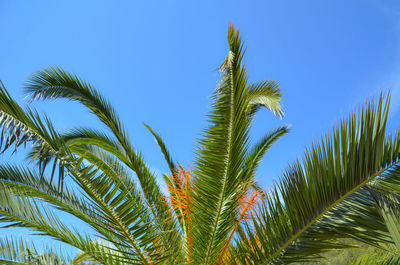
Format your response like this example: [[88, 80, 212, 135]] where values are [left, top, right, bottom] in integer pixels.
[[24, 71, 178, 251], [232, 93, 400, 264], [0, 237, 71, 265], [303, 136, 400, 252], [144, 123, 176, 174], [239, 126, 289, 190], [372, 185, 400, 251], [0, 82, 180, 264], [0, 185, 116, 264], [24, 67, 163, 205], [246, 80, 284, 119], [0, 81, 70, 189], [192, 25, 284, 264], [59, 129, 183, 261]]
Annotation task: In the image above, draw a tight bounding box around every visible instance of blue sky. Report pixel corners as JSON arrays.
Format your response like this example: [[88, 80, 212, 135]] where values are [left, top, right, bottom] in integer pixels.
[[1, 0, 400, 256]]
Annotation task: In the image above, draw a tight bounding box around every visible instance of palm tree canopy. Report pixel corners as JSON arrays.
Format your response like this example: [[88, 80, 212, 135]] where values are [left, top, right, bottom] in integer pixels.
[[0, 26, 398, 265]]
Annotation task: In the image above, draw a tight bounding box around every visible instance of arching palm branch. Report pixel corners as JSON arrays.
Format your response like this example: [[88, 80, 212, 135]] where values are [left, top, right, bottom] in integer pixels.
[[0, 25, 398, 264], [0, 237, 73, 265]]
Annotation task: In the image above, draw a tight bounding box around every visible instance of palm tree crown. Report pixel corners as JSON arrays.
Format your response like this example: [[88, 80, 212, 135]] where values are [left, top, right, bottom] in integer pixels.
[[0, 26, 399, 265]]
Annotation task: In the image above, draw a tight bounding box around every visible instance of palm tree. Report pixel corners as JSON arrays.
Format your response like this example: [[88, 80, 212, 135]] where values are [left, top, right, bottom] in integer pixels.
[[0, 25, 398, 264]]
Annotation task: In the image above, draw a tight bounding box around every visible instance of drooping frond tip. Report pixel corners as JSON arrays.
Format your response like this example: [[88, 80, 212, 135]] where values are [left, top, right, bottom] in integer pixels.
[[226, 25, 284, 118]]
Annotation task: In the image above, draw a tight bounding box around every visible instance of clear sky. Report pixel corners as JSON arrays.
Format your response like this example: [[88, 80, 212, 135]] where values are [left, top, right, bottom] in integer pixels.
[[1, 0, 400, 256]]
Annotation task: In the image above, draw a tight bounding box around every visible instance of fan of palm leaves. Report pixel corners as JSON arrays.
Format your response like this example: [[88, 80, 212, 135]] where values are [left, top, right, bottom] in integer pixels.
[[0, 25, 398, 264]]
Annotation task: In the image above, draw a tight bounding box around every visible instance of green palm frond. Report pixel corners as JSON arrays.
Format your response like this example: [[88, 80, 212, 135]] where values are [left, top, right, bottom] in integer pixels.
[[231, 93, 400, 264], [60, 128, 183, 261], [372, 185, 400, 251], [23, 70, 181, 255], [240, 126, 289, 191], [0, 81, 70, 189], [246, 80, 284, 119], [24, 67, 165, 210], [143, 123, 176, 174], [0, 237, 71, 265], [0, 82, 180, 263], [302, 135, 400, 253], [0, 185, 114, 264], [191, 25, 284, 264], [0, 164, 100, 226], [0, 171, 162, 264], [321, 166, 400, 251]]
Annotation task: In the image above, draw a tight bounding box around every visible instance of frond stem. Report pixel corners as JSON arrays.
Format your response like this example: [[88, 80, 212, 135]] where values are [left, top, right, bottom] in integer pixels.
[[203, 65, 235, 264]]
